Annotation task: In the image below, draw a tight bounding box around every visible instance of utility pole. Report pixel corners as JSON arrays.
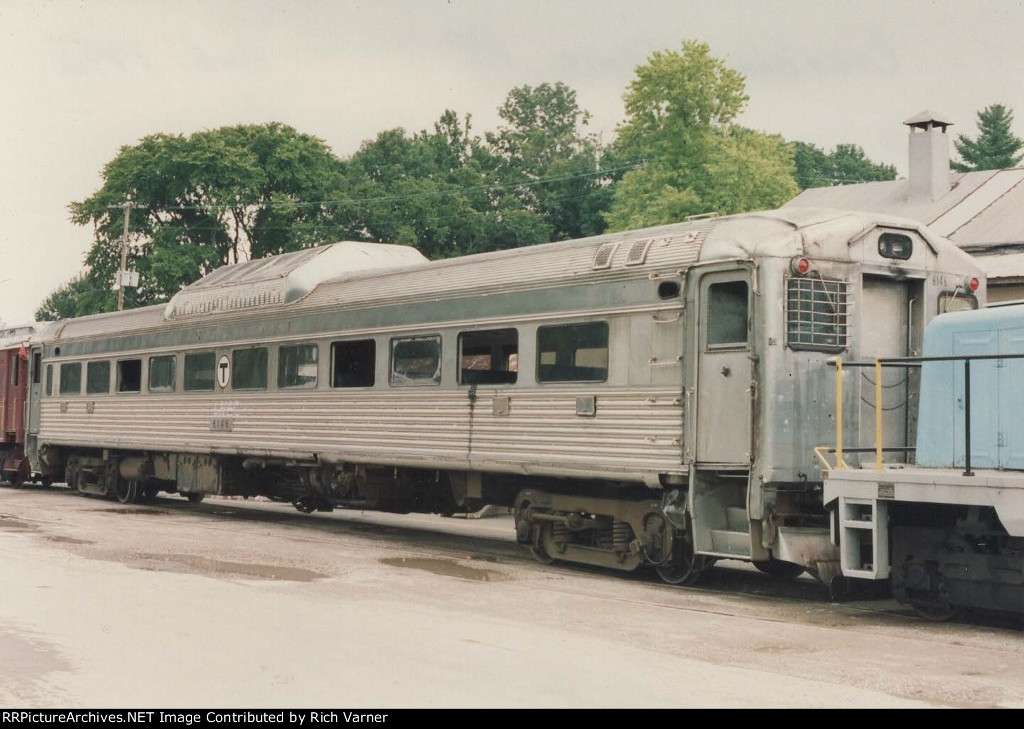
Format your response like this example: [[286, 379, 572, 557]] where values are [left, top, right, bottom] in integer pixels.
[[111, 200, 135, 311]]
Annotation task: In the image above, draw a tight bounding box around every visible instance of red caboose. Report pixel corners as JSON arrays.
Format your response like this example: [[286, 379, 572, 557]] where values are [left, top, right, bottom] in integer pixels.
[[0, 325, 34, 485]]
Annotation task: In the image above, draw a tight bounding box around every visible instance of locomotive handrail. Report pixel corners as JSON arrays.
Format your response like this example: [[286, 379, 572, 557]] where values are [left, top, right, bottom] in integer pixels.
[[828, 352, 1024, 475]]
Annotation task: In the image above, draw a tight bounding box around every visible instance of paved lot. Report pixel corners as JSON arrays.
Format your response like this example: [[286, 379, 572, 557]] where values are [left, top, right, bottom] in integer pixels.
[[1, 486, 1022, 708]]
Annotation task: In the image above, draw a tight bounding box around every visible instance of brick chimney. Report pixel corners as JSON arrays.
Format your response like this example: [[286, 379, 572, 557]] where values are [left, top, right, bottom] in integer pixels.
[[904, 110, 953, 202]]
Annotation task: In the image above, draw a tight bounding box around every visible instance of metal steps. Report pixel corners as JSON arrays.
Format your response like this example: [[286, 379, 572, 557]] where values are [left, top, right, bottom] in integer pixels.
[[709, 506, 752, 557]]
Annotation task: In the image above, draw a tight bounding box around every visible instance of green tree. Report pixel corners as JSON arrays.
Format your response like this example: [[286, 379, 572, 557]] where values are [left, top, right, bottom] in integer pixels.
[[338, 110, 553, 259], [34, 273, 110, 321], [63, 123, 346, 314], [485, 82, 613, 239], [704, 128, 801, 214], [605, 40, 796, 230], [792, 141, 897, 189], [952, 104, 1024, 172]]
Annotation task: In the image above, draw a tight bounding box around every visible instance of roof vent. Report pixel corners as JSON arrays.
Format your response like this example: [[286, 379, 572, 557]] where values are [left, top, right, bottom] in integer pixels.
[[592, 242, 619, 270], [625, 237, 658, 266]]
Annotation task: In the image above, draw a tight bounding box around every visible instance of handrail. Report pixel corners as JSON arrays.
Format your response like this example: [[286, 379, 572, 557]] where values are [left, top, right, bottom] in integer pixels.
[[827, 352, 1024, 476]]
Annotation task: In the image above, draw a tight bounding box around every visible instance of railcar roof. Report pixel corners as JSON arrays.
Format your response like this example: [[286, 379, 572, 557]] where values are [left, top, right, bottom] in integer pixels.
[[0, 324, 35, 350], [38, 207, 981, 344]]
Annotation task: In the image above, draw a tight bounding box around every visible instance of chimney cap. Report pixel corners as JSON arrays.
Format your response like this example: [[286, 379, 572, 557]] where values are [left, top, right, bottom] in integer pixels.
[[903, 109, 954, 129]]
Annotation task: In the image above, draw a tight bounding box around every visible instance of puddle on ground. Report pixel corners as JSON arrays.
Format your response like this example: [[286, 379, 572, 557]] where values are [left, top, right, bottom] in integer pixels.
[[380, 557, 503, 582], [92, 508, 169, 516], [0, 515, 38, 531], [45, 536, 94, 545], [133, 553, 325, 582], [0, 627, 66, 684]]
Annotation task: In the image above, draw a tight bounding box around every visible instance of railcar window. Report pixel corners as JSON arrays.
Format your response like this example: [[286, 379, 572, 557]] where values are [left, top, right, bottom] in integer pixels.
[[117, 359, 142, 393], [149, 355, 176, 392], [59, 362, 81, 395], [879, 233, 913, 260], [938, 291, 979, 314], [332, 339, 376, 388], [459, 329, 518, 385], [786, 276, 849, 352], [32, 352, 41, 384], [390, 336, 441, 386], [45, 365, 52, 396], [279, 344, 318, 389], [537, 322, 609, 383], [233, 348, 268, 390], [184, 352, 216, 392], [707, 281, 749, 347], [86, 361, 111, 394]]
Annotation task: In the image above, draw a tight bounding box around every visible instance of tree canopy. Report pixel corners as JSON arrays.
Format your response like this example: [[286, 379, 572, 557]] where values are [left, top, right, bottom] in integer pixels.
[[952, 104, 1024, 172], [60, 123, 346, 315], [486, 82, 613, 240], [791, 142, 897, 189], [604, 41, 797, 230], [42, 42, 905, 321]]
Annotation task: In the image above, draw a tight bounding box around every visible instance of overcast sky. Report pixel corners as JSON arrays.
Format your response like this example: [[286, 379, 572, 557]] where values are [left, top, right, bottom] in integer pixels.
[[2, 0, 1023, 325]]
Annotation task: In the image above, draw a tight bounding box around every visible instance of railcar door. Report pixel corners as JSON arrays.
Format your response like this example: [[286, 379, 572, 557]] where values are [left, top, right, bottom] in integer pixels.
[[858, 277, 920, 464], [695, 271, 753, 464], [26, 347, 42, 439]]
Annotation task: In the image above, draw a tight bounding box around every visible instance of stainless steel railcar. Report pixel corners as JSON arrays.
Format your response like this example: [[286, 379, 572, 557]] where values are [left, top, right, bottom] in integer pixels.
[[24, 207, 985, 584]]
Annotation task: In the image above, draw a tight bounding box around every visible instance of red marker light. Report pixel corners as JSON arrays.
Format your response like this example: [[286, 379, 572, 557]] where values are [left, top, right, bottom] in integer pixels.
[[791, 257, 811, 275], [968, 276, 980, 292]]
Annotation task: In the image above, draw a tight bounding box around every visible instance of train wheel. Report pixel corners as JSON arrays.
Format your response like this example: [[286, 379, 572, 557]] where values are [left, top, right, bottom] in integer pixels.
[[186, 493, 204, 504], [910, 601, 964, 622], [115, 478, 139, 505], [753, 559, 806, 581], [528, 523, 556, 565], [656, 534, 707, 586]]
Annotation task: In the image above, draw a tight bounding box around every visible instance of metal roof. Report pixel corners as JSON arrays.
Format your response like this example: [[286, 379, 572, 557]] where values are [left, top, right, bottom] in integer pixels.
[[785, 168, 1024, 258], [903, 110, 955, 128], [36, 207, 984, 345], [163, 241, 428, 319], [0, 324, 34, 350]]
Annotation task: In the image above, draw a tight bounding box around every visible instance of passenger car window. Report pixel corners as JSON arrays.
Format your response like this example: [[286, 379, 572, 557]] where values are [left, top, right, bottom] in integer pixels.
[[60, 362, 82, 395], [86, 361, 110, 394], [233, 348, 268, 390], [184, 352, 216, 392], [149, 355, 176, 392], [117, 359, 142, 393], [279, 344, 318, 389], [459, 329, 518, 385], [938, 291, 979, 314], [390, 336, 441, 386], [332, 339, 376, 388], [537, 322, 608, 383]]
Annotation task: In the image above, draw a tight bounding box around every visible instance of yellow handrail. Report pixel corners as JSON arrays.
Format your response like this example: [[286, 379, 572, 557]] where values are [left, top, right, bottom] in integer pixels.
[[831, 359, 850, 470], [875, 357, 883, 470]]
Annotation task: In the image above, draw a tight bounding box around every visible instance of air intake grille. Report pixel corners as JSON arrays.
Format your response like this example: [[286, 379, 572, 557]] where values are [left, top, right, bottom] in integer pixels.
[[786, 276, 849, 352], [625, 237, 656, 266], [592, 242, 619, 270]]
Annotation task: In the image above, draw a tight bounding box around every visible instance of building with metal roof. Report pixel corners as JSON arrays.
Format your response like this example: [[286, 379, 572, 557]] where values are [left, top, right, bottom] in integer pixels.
[[784, 111, 1024, 301]]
